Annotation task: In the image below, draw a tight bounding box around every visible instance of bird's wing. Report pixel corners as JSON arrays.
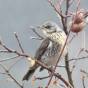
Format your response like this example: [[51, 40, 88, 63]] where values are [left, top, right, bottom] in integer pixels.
[[34, 38, 50, 60]]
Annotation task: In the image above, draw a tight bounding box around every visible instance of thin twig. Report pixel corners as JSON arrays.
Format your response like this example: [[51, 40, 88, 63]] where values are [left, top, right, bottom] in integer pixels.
[[47, 0, 64, 18], [0, 64, 23, 88], [69, 0, 74, 6], [30, 27, 44, 40], [69, 56, 88, 61], [0, 43, 28, 57], [76, 0, 80, 12], [14, 32, 24, 53], [0, 55, 19, 62], [65, 53, 74, 87], [1, 43, 13, 52], [82, 76, 86, 88], [65, 0, 70, 30], [68, 34, 77, 44], [8, 58, 23, 71], [35, 75, 50, 80], [64, 0, 74, 87]]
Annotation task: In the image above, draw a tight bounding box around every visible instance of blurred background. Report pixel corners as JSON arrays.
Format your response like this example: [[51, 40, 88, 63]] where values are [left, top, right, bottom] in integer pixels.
[[0, 0, 88, 88]]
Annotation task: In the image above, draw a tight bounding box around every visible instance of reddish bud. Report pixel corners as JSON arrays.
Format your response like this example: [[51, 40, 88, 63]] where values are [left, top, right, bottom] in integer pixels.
[[71, 22, 85, 33], [73, 10, 84, 24]]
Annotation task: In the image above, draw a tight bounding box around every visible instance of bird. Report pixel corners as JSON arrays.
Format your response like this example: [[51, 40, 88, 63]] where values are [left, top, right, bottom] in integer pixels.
[[22, 21, 67, 81]]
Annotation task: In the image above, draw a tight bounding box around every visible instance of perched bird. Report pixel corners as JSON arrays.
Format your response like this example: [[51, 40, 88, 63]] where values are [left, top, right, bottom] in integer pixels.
[[23, 21, 67, 81]]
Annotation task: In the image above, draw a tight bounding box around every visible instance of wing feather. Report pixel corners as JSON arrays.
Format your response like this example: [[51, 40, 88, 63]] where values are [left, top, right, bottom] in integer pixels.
[[34, 38, 50, 60]]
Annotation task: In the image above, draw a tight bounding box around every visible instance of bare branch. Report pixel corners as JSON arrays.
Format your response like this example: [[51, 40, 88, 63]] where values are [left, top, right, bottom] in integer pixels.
[[30, 26, 44, 40], [14, 32, 24, 53], [0, 64, 23, 88], [82, 76, 86, 88], [47, 0, 64, 18], [65, 53, 74, 87], [0, 55, 19, 62], [35, 60, 72, 88], [35, 75, 50, 80], [69, 56, 88, 61]]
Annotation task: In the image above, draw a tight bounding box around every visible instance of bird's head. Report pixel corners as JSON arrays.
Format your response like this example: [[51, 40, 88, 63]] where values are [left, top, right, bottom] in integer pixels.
[[38, 21, 62, 36]]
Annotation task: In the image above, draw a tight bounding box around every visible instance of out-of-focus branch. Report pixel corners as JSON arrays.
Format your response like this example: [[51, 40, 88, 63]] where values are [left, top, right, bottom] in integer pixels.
[[81, 69, 88, 78], [0, 55, 19, 62], [82, 76, 86, 88], [64, 0, 70, 32], [64, 0, 75, 87], [0, 64, 23, 88], [65, 53, 74, 87], [69, 55, 88, 61], [35, 75, 50, 80]]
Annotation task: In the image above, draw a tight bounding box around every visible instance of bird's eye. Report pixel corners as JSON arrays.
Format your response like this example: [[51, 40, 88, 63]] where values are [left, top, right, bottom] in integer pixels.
[[44, 25, 51, 29]]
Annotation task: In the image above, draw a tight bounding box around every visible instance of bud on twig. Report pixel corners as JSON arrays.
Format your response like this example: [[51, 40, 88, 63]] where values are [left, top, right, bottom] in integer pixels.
[[71, 9, 87, 33]]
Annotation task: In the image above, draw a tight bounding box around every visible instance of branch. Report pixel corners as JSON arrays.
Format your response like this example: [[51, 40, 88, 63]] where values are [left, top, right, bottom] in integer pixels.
[[30, 26, 44, 40], [0, 42, 28, 57], [14, 32, 24, 53], [0, 55, 19, 62], [69, 56, 88, 61], [47, 0, 64, 18], [0, 64, 23, 88], [82, 76, 86, 88], [64, 0, 70, 33], [35, 75, 50, 80], [65, 53, 74, 87]]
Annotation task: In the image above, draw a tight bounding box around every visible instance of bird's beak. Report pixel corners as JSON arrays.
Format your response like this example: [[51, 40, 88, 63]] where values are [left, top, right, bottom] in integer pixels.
[[36, 25, 44, 30]]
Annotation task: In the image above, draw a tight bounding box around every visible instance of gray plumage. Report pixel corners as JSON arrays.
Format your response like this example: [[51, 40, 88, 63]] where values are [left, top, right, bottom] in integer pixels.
[[23, 38, 50, 80], [23, 21, 67, 81]]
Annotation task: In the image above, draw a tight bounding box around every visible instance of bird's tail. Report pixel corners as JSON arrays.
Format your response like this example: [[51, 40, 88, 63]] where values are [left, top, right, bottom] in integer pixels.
[[22, 67, 36, 81]]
